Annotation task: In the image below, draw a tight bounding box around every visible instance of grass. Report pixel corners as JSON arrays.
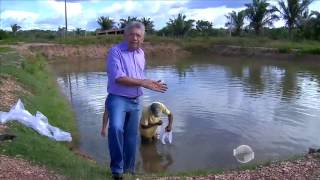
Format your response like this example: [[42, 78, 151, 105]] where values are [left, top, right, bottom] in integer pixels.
[[0, 48, 110, 179]]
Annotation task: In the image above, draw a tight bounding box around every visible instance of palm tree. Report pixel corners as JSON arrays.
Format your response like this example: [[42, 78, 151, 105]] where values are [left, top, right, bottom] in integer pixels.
[[11, 24, 21, 36], [225, 10, 246, 36], [275, 0, 313, 37], [75, 28, 82, 36], [97, 16, 114, 30], [140, 17, 154, 33], [119, 16, 138, 29], [196, 20, 213, 33], [166, 13, 194, 37], [57, 26, 65, 38], [301, 10, 320, 40], [245, 0, 279, 35]]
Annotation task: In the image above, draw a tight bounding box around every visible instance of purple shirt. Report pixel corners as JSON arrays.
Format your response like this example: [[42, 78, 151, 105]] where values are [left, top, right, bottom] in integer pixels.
[[106, 41, 145, 98]]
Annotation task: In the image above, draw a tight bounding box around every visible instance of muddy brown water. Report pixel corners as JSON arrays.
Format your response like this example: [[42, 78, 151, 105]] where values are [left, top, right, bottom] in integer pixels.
[[51, 55, 320, 173]]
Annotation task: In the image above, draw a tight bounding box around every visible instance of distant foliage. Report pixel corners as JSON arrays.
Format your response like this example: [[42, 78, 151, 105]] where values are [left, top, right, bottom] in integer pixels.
[[119, 16, 138, 29], [275, 0, 314, 37], [11, 24, 21, 36], [165, 13, 195, 37], [245, 0, 279, 35], [139, 17, 155, 34], [97, 16, 115, 30], [0, 30, 9, 40], [225, 10, 246, 36]]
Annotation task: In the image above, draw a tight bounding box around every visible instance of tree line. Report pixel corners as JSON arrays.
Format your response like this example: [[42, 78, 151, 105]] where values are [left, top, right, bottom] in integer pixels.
[[1, 0, 319, 41], [96, 0, 319, 40]]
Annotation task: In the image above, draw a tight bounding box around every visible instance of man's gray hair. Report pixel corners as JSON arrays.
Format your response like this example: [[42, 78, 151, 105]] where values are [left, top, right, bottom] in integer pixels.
[[124, 21, 145, 35]]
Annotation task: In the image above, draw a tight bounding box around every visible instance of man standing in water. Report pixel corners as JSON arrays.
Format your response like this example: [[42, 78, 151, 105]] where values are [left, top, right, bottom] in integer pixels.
[[102, 21, 167, 180], [140, 102, 173, 143]]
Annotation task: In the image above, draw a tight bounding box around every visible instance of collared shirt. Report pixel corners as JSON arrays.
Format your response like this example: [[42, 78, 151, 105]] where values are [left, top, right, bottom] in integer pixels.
[[106, 40, 145, 98], [140, 102, 171, 138]]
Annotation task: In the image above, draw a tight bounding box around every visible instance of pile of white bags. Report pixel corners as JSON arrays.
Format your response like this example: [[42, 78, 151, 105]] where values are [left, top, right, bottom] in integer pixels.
[[0, 99, 72, 142]]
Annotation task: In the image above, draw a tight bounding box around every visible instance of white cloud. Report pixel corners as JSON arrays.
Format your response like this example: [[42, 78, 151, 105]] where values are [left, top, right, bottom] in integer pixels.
[[1, 10, 39, 30], [2, 10, 39, 22], [171, 6, 245, 28], [309, 1, 320, 12], [2, 0, 319, 31], [46, 0, 83, 17], [101, 2, 123, 14]]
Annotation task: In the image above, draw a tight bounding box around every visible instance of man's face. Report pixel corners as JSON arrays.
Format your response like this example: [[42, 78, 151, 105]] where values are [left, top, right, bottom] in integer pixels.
[[151, 107, 161, 117], [125, 27, 144, 50]]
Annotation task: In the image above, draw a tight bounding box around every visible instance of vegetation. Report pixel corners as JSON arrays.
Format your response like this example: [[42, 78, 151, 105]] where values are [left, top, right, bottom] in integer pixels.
[[225, 10, 246, 36], [165, 13, 195, 37], [0, 48, 110, 179], [245, 0, 279, 35], [119, 16, 139, 29], [10, 24, 21, 36], [0, 0, 319, 44], [140, 17, 155, 34], [275, 0, 314, 37], [97, 16, 115, 31]]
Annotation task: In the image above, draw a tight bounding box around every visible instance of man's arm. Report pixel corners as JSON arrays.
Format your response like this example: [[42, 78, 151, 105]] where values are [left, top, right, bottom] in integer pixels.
[[140, 120, 162, 129], [116, 77, 168, 93], [100, 109, 108, 137], [166, 113, 173, 132]]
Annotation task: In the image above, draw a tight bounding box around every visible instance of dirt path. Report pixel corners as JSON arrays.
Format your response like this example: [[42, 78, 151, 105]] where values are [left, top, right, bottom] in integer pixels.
[[155, 154, 320, 180], [0, 155, 64, 180]]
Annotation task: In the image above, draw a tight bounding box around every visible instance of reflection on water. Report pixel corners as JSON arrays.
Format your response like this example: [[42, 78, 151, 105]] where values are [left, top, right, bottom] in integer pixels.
[[137, 142, 173, 173], [52, 56, 320, 173]]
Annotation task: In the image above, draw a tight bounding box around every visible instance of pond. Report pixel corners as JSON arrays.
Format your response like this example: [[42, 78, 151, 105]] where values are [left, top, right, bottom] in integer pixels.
[[52, 55, 320, 173]]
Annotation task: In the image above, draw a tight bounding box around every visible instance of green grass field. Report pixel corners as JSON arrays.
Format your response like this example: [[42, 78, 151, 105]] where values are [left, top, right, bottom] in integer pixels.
[[0, 47, 110, 180]]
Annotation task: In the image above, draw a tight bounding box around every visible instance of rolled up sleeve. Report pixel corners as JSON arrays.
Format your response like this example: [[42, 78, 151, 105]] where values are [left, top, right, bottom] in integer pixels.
[[107, 48, 126, 80]]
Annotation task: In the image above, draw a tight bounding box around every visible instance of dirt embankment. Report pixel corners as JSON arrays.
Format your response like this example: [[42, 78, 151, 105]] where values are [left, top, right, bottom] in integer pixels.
[[27, 42, 190, 60], [26, 43, 320, 62]]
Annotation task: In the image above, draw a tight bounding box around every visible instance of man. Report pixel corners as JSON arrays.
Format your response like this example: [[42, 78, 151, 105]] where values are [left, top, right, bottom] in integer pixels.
[[102, 21, 167, 180], [140, 102, 173, 143]]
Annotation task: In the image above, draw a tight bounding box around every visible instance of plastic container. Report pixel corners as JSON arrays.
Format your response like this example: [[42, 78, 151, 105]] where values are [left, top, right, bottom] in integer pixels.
[[233, 145, 254, 163]]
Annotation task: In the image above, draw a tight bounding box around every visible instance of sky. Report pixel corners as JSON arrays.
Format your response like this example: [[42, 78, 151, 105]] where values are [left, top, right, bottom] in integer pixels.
[[0, 0, 319, 31]]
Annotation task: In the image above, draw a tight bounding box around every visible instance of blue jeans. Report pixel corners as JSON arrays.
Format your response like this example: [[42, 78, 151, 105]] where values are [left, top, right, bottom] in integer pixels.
[[106, 94, 142, 175]]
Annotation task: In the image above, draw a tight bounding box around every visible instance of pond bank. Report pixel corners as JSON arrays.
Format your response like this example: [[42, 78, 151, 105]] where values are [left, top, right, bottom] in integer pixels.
[[155, 153, 320, 180], [25, 44, 320, 64]]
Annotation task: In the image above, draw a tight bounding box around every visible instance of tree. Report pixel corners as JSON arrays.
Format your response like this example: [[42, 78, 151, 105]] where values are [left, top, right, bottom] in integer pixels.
[[166, 13, 194, 37], [225, 10, 246, 36], [275, 0, 313, 37], [57, 26, 66, 38], [75, 28, 82, 36], [301, 10, 320, 40], [139, 17, 155, 34], [196, 20, 213, 35], [97, 16, 114, 30], [245, 0, 279, 35], [11, 24, 21, 36], [119, 16, 138, 29]]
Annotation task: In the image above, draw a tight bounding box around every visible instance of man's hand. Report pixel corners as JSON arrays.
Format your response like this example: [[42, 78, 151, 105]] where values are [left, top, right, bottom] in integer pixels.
[[141, 79, 168, 93], [165, 126, 172, 132], [156, 120, 163, 126], [101, 127, 107, 137]]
